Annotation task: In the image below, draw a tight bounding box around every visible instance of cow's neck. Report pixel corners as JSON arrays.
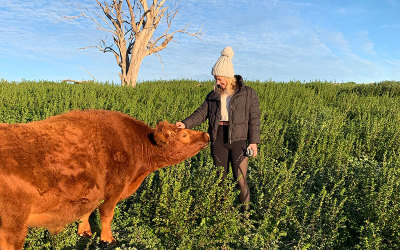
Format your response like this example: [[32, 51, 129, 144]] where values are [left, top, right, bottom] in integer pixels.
[[146, 144, 181, 171]]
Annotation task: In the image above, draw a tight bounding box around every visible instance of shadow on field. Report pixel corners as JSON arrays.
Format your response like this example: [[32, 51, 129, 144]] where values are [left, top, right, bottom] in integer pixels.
[[63, 210, 120, 250]]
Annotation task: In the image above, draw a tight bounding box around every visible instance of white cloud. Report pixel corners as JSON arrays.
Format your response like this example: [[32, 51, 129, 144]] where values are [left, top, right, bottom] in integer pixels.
[[384, 59, 400, 68], [357, 31, 376, 55]]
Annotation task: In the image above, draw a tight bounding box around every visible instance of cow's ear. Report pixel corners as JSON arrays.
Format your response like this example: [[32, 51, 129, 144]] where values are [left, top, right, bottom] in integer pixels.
[[153, 121, 174, 146]]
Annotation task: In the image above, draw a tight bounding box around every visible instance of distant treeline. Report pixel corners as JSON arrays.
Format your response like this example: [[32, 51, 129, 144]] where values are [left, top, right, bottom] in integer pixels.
[[0, 79, 399, 249]]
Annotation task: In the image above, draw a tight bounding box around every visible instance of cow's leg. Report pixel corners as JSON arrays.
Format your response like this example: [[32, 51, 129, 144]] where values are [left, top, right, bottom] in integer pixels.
[[0, 228, 27, 250], [99, 200, 118, 243], [0, 206, 29, 250], [77, 211, 93, 238], [0, 186, 36, 250]]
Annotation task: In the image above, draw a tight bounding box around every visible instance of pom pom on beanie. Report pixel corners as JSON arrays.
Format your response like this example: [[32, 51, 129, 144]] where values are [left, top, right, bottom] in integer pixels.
[[221, 46, 234, 60], [211, 47, 234, 77]]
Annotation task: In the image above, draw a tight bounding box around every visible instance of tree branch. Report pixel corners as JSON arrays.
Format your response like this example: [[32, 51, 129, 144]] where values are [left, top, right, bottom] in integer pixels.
[[156, 0, 167, 11], [65, 13, 117, 36], [140, 0, 149, 11], [146, 2, 202, 56], [147, 35, 172, 55], [125, 0, 137, 33], [96, 0, 123, 35]]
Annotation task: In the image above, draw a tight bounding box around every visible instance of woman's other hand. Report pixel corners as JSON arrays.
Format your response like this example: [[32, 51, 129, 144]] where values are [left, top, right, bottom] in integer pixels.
[[176, 121, 186, 129], [247, 143, 258, 157]]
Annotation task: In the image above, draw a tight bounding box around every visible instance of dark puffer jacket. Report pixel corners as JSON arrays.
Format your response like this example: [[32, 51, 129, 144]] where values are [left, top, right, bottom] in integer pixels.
[[182, 75, 260, 144]]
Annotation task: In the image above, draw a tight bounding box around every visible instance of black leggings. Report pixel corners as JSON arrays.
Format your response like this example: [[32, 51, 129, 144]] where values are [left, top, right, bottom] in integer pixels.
[[211, 125, 250, 210]]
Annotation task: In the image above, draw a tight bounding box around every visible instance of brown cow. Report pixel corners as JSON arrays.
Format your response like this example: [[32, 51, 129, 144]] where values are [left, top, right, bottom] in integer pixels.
[[0, 110, 209, 250]]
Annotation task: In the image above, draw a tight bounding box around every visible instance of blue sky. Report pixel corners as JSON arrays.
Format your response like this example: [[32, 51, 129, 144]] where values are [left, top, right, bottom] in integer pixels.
[[1, 0, 400, 84]]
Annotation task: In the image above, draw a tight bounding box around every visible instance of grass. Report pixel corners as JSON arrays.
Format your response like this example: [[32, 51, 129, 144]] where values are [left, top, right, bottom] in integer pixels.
[[0, 79, 399, 249]]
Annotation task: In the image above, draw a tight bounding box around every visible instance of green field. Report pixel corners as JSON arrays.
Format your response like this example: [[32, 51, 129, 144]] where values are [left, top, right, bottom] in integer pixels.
[[1, 79, 399, 249]]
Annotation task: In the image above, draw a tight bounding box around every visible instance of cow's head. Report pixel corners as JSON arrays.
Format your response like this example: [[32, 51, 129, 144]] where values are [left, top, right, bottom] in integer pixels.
[[152, 121, 210, 165]]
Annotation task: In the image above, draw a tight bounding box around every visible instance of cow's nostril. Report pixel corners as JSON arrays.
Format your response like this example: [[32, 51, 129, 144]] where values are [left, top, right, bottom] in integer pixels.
[[203, 133, 210, 142]]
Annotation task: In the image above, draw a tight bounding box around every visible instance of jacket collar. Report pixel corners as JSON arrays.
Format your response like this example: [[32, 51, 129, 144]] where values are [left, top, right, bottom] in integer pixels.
[[235, 75, 244, 91], [207, 90, 220, 101], [207, 75, 244, 101]]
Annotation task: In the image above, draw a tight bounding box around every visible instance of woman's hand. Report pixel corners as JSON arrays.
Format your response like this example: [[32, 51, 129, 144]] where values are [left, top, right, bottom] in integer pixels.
[[247, 143, 258, 157], [176, 121, 186, 129]]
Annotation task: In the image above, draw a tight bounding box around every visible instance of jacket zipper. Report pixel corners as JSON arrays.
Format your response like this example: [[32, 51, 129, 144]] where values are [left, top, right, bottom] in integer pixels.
[[228, 89, 240, 144]]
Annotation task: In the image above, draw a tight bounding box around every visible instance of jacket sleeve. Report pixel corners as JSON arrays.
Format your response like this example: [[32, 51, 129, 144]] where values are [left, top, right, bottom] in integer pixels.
[[248, 88, 261, 144], [182, 99, 208, 129]]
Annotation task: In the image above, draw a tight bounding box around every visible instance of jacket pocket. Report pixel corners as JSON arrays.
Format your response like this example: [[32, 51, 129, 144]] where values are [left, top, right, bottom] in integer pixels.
[[231, 111, 247, 124], [230, 95, 247, 124], [232, 123, 248, 141]]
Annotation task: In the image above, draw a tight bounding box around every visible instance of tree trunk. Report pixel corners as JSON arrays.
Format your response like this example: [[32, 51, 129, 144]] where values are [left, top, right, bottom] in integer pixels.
[[121, 57, 143, 87]]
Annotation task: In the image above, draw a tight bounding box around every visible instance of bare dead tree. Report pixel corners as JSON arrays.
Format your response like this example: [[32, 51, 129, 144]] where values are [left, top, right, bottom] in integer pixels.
[[67, 0, 201, 87]]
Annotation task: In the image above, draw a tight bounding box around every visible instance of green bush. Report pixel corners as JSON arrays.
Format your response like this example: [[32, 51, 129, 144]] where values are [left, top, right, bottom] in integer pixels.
[[0, 79, 399, 249]]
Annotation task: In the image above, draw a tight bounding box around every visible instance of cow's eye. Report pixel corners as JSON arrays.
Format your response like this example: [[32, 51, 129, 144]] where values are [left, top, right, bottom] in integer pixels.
[[182, 133, 187, 137]]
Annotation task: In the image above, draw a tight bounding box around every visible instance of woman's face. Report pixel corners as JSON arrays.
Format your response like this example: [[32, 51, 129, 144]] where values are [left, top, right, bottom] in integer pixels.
[[214, 76, 228, 90]]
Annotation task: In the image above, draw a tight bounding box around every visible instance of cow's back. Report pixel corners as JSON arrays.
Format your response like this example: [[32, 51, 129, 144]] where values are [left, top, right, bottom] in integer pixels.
[[0, 110, 108, 190]]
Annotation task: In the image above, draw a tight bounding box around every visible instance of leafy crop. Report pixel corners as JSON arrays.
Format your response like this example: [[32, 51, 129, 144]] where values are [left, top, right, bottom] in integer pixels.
[[1, 79, 399, 249]]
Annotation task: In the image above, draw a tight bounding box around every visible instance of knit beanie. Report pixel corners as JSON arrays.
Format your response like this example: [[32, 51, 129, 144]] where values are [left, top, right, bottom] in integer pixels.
[[211, 47, 234, 77]]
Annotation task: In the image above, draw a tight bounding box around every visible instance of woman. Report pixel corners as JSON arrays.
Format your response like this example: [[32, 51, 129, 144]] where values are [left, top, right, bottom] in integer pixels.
[[176, 47, 260, 211]]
